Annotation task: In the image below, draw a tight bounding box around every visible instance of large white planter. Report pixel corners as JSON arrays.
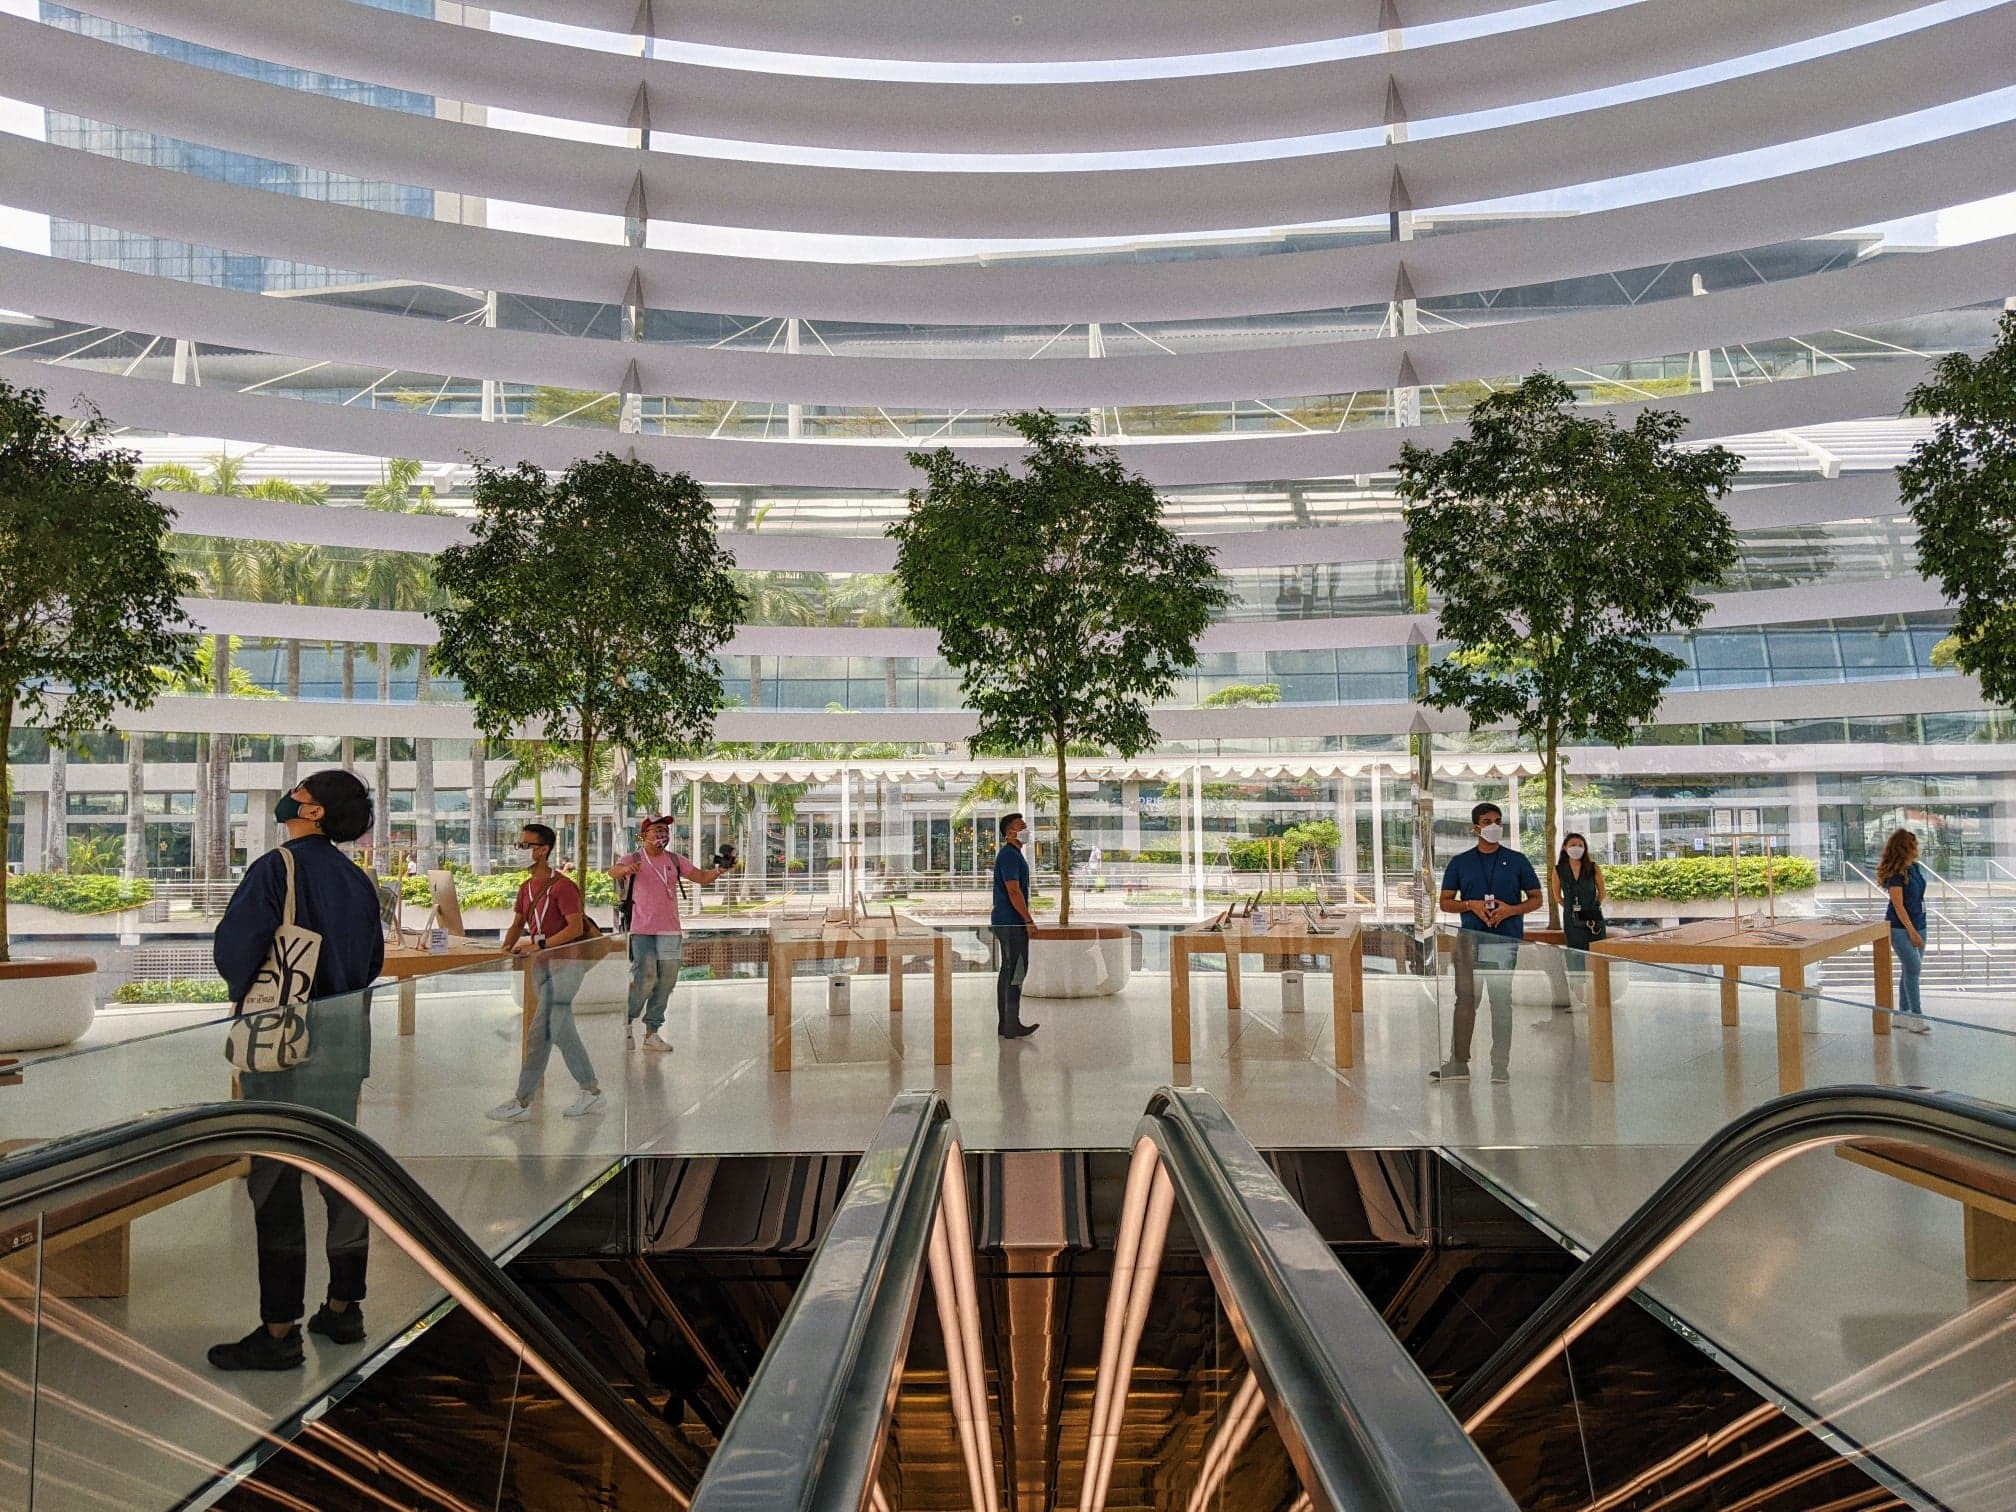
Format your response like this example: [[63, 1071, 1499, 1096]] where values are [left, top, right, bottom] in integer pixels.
[[1023, 926, 1132, 999], [0, 958, 98, 1052]]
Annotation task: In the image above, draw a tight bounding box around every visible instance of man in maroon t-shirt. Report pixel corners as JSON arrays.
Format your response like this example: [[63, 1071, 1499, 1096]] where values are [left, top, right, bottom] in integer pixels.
[[486, 823, 603, 1122]]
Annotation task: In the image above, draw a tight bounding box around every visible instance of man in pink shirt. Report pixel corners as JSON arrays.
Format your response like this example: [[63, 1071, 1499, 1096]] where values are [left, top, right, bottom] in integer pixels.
[[609, 814, 734, 1051]]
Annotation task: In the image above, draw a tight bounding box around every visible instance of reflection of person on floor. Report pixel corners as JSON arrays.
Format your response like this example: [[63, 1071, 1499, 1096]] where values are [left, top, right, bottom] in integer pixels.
[[991, 812, 1042, 1040], [1432, 801, 1541, 1086], [1546, 832, 1608, 1007], [208, 770, 384, 1372], [488, 824, 604, 1123], [609, 816, 734, 1053]]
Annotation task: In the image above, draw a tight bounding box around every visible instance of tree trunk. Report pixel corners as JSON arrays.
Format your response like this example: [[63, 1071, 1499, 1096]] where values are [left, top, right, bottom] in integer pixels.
[[748, 656, 764, 709], [575, 726, 596, 887], [1543, 721, 1562, 930], [413, 649, 436, 869], [373, 642, 392, 856], [340, 644, 356, 774], [191, 732, 210, 885], [280, 639, 301, 796], [45, 739, 68, 872], [209, 632, 231, 882], [753, 786, 771, 891], [0, 695, 12, 959], [1054, 735, 1072, 927], [884, 657, 898, 710], [124, 730, 146, 880], [469, 738, 489, 873]]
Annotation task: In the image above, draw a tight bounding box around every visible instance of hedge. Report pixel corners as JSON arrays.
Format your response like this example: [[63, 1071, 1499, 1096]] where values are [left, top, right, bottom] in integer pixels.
[[6, 873, 154, 914], [1603, 855, 1818, 902], [395, 868, 622, 910], [113, 977, 230, 1004]]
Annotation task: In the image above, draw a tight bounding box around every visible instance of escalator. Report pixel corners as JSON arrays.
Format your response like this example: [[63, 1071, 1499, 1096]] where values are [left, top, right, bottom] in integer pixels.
[[4, 1086, 2012, 1509]]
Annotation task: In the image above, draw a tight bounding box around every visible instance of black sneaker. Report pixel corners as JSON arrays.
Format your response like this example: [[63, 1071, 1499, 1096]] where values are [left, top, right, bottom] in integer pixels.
[[207, 1324, 304, 1372], [1005, 1022, 1040, 1039], [308, 1304, 365, 1345]]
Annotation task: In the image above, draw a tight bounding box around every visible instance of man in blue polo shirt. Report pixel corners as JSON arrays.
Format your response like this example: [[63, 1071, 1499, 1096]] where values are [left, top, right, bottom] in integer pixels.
[[991, 812, 1041, 1040], [1433, 800, 1541, 1085]]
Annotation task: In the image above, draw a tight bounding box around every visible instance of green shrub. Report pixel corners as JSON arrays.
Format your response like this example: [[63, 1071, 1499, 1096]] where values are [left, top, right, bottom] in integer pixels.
[[113, 977, 230, 1003], [6, 872, 154, 914], [1134, 846, 1182, 865], [1603, 855, 1818, 902]]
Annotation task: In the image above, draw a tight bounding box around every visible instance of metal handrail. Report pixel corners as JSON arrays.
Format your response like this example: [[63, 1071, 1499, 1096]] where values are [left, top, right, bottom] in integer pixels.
[[1448, 1085, 2016, 1430], [1113, 1087, 1515, 1512], [690, 1090, 987, 1512], [0, 1102, 691, 1505]]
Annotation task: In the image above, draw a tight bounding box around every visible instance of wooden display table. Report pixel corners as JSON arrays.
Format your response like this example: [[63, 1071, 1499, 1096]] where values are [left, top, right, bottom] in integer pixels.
[[1170, 920, 1365, 1068], [1587, 917, 1891, 1092], [381, 939, 512, 1034], [766, 918, 952, 1072], [1839, 1138, 2016, 1282]]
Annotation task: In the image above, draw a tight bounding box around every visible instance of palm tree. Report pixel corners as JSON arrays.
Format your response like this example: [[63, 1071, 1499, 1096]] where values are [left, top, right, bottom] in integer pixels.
[[737, 570, 820, 709], [357, 459, 442, 861], [825, 573, 910, 709]]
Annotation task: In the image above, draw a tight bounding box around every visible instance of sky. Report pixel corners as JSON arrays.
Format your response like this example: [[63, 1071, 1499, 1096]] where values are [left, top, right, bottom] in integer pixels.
[[1, 0, 2012, 269]]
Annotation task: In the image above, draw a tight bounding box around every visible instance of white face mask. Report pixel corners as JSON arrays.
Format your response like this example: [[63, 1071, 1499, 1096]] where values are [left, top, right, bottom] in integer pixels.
[[1565, 845, 1586, 860], [1478, 822, 1504, 845]]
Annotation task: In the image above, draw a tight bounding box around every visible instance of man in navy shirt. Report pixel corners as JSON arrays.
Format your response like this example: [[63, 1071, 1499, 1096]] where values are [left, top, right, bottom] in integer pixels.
[[990, 812, 1041, 1039], [1433, 801, 1541, 1085]]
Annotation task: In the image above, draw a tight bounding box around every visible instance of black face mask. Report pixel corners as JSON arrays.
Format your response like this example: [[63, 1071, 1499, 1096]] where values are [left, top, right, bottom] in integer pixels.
[[274, 794, 303, 823]]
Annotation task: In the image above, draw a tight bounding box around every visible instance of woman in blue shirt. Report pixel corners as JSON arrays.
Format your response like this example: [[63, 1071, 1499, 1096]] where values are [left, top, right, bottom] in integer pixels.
[[1877, 827, 1930, 1033]]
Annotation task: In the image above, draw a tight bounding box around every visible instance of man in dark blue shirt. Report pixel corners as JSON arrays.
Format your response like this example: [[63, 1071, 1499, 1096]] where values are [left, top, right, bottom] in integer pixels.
[[990, 812, 1041, 1039], [1433, 800, 1541, 1085], [208, 769, 385, 1372]]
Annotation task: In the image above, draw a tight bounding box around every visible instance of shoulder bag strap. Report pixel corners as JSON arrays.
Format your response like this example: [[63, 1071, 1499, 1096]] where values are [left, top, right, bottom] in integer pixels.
[[277, 844, 298, 929]]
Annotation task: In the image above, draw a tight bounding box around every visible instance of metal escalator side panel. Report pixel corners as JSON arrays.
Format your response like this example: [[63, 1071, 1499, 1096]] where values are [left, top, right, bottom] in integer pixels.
[[0, 1100, 690, 1507], [688, 1089, 959, 1512], [1138, 1086, 1517, 1512]]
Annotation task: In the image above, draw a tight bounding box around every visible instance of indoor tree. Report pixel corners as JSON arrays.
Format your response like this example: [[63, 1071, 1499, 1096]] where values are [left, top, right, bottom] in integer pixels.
[[891, 410, 1228, 925], [433, 454, 744, 885], [0, 382, 195, 959], [1899, 308, 2016, 709], [1397, 373, 1741, 924]]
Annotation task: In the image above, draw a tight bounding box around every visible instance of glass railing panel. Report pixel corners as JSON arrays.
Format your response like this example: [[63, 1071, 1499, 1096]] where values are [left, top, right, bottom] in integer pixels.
[[0, 1219, 38, 1511]]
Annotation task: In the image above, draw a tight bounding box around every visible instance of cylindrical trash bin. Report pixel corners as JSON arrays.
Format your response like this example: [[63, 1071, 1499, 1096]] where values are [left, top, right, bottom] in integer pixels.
[[1281, 970, 1305, 1012]]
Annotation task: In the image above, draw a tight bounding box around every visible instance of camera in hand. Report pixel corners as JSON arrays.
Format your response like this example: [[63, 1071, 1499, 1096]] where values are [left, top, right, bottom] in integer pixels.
[[712, 844, 740, 870]]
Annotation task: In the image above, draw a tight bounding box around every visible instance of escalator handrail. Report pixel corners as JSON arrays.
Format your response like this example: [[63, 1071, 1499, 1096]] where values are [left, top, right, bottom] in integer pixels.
[[1140, 1086, 1517, 1512], [689, 1089, 954, 1512], [0, 1100, 691, 1504], [1448, 1083, 2016, 1428]]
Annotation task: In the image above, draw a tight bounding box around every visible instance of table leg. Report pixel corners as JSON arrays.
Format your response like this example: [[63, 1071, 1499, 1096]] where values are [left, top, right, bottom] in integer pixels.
[[1589, 958, 1615, 1083], [397, 978, 417, 1036], [1871, 930, 1893, 1036], [1775, 962, 1806, 1094], [932, 939, 952, 1067], [1720, 966, 1740, 1027], [1349, 933, 1364, 1013], [1172, 938, 1192, 1065], [889, 945, 905, 1015], [1225, 944, 1243, 1013], [1330, 942, 1355, 1069], [771, 946, 795, 1073]]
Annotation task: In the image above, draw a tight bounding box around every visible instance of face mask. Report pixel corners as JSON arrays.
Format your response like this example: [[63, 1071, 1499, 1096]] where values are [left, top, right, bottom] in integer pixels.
[[1565, 845, 1586, 860], [1012, 829, 1028, 847], [274, 794, 303, 823], [1478, 822, 1504, 845]]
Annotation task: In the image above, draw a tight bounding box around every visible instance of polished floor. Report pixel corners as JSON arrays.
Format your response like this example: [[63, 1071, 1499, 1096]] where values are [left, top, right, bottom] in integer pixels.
[[4, 954, 2012, 1508]]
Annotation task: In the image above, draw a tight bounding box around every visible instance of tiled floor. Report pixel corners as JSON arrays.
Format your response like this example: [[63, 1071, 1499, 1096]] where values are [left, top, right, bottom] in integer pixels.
[[4, 956, 2011, 1509]]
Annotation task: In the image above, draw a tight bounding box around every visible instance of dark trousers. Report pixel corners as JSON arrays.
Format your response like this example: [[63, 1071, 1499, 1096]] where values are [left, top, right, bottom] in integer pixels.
[[995, 925, 1030, 1032], [1451, 932, 1519, 1071], [248, 1156, 369, 1324]]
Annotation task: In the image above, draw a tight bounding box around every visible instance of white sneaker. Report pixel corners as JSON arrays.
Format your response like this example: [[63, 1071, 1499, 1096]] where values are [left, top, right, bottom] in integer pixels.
[[1428, 1060, 1470, 1084], [563, 1089, 605, 1118], [485, 1099, 532, 1123], [1901, 1016, 1931, 1034], [641, 1032, 673, 1053]]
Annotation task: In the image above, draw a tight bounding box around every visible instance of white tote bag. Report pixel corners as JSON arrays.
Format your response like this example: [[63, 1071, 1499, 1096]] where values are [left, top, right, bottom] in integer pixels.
[[225, 846, 322, 1074]]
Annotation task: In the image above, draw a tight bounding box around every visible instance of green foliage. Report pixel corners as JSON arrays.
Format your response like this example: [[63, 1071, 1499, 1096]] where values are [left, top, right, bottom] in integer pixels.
[[1900, 309, 2016, 709], [1398, 373, 1742, 912], [1, 381, 195, 958], [7, 872, 154, 913], [62, 830, 124, 876], [433, 454, 744, 881], [1199, 683, 1282, 708], [892, 411, 1230, 923], [1223, 821, 1341, 871], [113, 977, 230, 1004], [1602, 855, 1818, 902], [452, 869, 619, 910]]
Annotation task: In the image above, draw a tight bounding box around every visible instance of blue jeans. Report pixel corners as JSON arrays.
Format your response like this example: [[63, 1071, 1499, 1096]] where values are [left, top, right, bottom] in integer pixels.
[[627, 933, 685, 1032], [1890, 926, 1923, 1016], [516, 956, 597, 1103], [1451, 932, 1520, 1070]]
